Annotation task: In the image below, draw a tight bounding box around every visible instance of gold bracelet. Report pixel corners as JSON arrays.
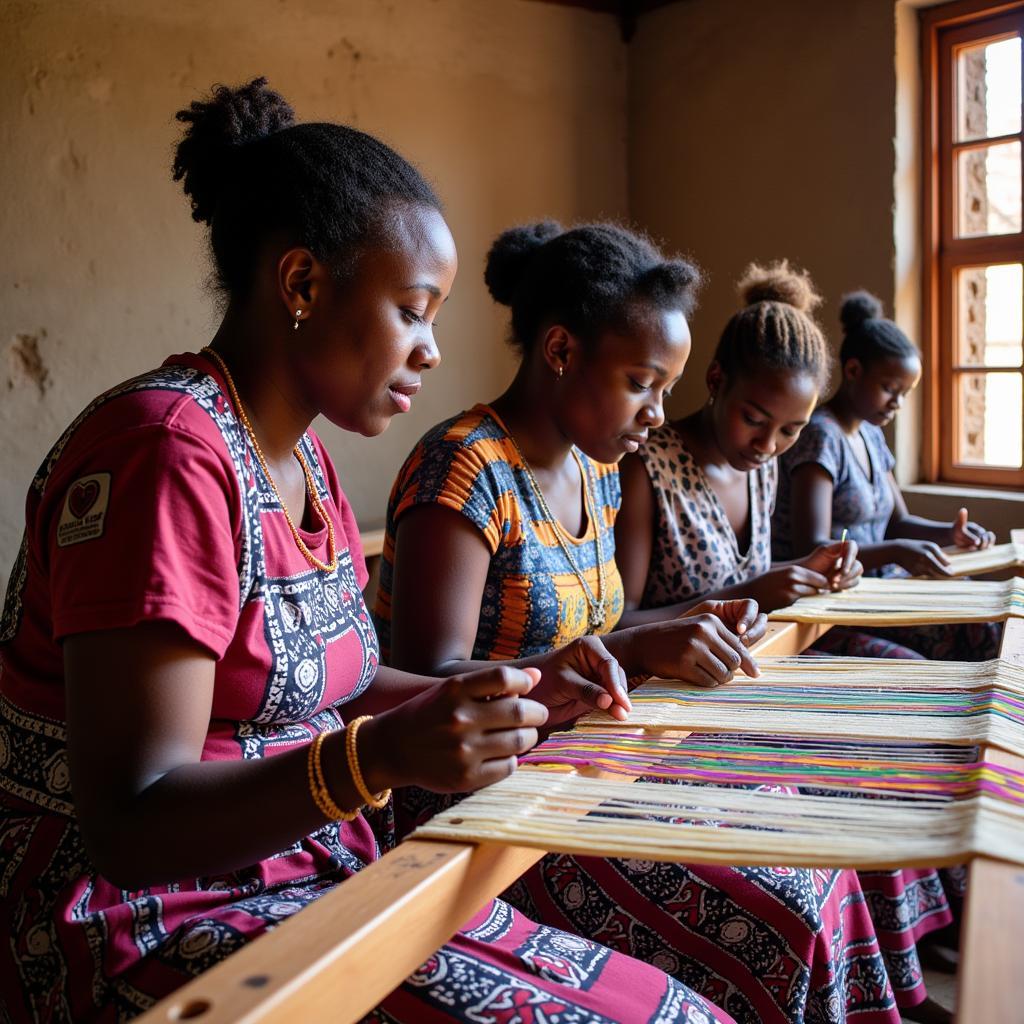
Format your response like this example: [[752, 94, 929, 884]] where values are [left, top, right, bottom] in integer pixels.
[[306, 731, 360, 822], [345, 716, 391, 810]]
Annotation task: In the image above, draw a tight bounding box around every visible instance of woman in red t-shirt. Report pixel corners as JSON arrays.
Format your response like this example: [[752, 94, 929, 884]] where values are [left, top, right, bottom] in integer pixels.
[[0, 79, 735, 1024]]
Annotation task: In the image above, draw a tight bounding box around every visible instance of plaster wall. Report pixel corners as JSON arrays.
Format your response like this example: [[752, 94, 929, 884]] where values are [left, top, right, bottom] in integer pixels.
[[0, 0, 628, 593], [628, 0, 899, 415], [628, 0, 1020, 534]]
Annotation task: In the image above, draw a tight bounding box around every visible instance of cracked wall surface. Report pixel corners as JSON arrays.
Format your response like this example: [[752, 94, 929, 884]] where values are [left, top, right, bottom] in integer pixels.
[[0, 0, 629, 595]]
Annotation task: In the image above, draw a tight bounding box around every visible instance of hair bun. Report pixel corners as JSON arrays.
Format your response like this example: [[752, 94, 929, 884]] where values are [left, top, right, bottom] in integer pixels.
[[840, 290, 885, 334], [637, 260, 703, 314], [484, 220, 563, 305], [173, 77, 296, 225], [738, 259, 821, 313]]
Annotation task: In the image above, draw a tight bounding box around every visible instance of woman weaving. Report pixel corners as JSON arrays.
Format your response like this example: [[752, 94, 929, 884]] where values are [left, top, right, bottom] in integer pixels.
[[376, 224, 902, 1024], [614, 263, 958, 1022], [0, 80, 737, 1024], [772, 291, 999, 662]]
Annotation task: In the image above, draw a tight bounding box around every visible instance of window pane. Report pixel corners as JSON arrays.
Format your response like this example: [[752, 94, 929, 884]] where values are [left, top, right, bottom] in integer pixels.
[[957, 264, 1023, 367], [956, 35, 1021, 142], [956, 140, 1022, 237], [955, 371, 1023, 468]]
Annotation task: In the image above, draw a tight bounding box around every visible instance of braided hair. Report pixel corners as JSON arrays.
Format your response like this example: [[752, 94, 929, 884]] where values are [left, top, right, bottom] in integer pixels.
[[483, 220, 702, 352], [838, 291, 919, 367], [172, 77, 441, 297], [713, 260, 829, 391]]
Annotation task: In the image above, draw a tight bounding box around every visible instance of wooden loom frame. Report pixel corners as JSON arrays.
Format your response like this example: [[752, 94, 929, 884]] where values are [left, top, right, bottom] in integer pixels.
[[139, 580, 1024, 1023]]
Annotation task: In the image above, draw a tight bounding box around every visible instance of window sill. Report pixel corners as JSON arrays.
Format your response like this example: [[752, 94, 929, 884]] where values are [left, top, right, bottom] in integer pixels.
[[903, 482, 1024, 503]]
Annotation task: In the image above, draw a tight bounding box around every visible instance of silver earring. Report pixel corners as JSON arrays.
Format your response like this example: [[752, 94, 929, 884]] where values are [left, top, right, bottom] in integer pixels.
[[293, 309, 303, 331], [556, 365, 564, 379]]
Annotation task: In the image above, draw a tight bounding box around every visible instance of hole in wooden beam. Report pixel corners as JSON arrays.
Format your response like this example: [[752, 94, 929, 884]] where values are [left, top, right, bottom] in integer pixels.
[[170, 999, 212, 1020]]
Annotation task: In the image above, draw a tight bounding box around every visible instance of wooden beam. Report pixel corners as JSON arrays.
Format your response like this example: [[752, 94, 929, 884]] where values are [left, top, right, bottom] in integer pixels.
[[138, 841, 544, 1024]]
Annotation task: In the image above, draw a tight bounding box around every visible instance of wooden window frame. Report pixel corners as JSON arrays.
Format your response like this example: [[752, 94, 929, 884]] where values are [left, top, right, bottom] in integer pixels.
[[921, 0, 1024, 488]]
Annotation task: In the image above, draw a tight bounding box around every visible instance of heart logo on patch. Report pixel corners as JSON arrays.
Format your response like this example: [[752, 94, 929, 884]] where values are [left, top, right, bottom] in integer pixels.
[[68, 479, 100, 519]]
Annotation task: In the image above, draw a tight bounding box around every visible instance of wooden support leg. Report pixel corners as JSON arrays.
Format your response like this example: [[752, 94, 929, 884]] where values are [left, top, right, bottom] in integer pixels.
[[955, 614, 1024, 1023]]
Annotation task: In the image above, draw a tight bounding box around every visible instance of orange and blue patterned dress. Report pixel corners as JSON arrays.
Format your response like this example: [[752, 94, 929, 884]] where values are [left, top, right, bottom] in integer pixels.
[[375, 403, 623, 663], [375, 405, 902, 1024]]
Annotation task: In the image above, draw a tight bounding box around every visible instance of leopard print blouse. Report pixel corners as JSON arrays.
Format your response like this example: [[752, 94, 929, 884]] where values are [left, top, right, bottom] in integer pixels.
[[637, 423, 776, 609]]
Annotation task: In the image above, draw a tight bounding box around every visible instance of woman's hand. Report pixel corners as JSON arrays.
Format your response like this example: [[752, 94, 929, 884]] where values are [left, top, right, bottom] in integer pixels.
[[885, 539, 953, 577], [531, 635, 632, 725], [747, 565, 833, 610], [627, 611, 761, 688], [751, 542, 865, 613], [800, 540, 863, 591], [951, 507, 996, 550], [686, 599, 768, 646], [364, 667, 547, 793]]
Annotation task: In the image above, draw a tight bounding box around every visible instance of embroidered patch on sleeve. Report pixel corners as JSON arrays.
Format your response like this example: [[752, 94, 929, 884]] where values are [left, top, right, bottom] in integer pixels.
[[57, 472, 111, 547]]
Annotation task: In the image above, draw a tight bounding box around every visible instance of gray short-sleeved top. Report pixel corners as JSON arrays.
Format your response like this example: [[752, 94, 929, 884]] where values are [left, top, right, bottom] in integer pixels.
[[772, 407, 896, 562]]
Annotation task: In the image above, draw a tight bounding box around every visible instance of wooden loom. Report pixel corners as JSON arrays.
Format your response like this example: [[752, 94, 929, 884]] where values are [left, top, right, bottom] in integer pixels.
[[768, 575, 1024, 625], [942, 540, 1024, 577], [138, 558, 1024, 1024], [576, 656, 1024, 756]]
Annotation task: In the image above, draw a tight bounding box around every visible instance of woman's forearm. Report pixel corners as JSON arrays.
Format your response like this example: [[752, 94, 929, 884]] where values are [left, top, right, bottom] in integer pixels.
[[344, 665, 441, 714], [854, 541, 899, 571], [81, 728, 378, 891], [617, 580, 760, 628], [888, 515, 952, 545]]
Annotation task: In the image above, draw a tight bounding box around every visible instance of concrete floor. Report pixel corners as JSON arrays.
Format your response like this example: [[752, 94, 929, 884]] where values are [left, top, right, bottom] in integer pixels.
[[900, 969, 957, 1023]]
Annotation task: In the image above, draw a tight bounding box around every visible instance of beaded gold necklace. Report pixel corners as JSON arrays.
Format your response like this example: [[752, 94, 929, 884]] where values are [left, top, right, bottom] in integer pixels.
[[201, 347, 338, 573], [500, 425, 608, 632]]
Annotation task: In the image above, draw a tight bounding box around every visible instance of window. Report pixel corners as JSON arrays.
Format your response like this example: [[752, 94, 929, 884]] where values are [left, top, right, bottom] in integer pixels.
[[922, 0, 1024, 486]]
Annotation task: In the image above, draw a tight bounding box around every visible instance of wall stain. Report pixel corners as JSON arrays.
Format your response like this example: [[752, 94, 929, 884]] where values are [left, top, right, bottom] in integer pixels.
[[7, 331, 51, 396]]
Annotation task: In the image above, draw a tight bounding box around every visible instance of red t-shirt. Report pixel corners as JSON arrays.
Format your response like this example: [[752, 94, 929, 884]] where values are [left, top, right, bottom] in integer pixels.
[[0, 353, 383, 1021]]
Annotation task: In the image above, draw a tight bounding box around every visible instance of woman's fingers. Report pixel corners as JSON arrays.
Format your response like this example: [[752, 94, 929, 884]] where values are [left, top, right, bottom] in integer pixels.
[[467, 756, 520, 791], [728, 599, 760, 637], [474, 694, 548, 730], [692, 600, 764, 643], [576, 636, 632, 715], [792, 566, 830, 590], [698, 620, 758, 679], [476, 726, 540, 760], [690, 648, 731, 686], [840, 538, 860, 575], [923, 542, 953, 573], [961, 520, 993, 549], [921, 553, 954, 577], [461, 665, 540, 700], [740, 612, 768, 645], [710, 621, 760, 677]]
